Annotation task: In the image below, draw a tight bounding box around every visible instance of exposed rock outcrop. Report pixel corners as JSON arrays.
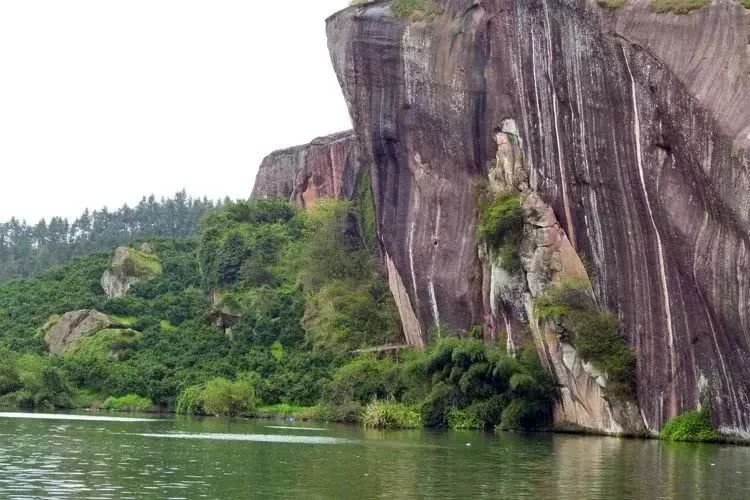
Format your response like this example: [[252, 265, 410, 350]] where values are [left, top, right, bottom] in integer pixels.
[[101, 244, 162, 299], [251, 131, 363, 209], [42, 310, 113, 355], [327, 0, 750, 435], [207, 289, 243, 333]]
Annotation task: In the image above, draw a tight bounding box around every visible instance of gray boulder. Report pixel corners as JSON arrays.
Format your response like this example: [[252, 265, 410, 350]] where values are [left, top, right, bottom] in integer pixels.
[[42, 310, 113, 355]]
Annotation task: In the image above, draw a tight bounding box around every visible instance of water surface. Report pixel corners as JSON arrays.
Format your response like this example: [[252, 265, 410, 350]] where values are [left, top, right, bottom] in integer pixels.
[[1, 411, 748, 499]]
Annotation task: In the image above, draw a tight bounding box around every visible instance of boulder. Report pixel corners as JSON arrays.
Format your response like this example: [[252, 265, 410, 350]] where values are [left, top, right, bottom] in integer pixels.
[[101, 245, 162, 299], [42, 310, 113, 355]]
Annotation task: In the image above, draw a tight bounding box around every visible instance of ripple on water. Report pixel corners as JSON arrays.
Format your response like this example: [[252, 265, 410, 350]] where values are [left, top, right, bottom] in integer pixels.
[[0, 412, 158, 423], [132, 432, 354, 445], [265, 425, 329, 431]]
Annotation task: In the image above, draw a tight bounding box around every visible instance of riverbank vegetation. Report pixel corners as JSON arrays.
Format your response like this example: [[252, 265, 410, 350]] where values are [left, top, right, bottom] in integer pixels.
[[661, 407, 719, 442], [0, 188, 556, 432]]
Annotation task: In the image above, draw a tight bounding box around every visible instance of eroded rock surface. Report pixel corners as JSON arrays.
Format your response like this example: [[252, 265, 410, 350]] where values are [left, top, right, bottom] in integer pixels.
[[327, 0, 750, 435], [101, 245, 162, 299], [42, 310, 113, 355], [251, 131, 363, 209]]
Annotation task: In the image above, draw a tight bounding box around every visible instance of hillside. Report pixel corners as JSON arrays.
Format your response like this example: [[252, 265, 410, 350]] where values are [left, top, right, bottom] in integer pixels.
[[0, 187, 555, 430]]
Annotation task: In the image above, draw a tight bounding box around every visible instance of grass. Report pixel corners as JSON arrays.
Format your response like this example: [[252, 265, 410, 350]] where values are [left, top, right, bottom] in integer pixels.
[[254, 403, 316, 419], [650, 0, 710, 14], [66, 328, 143, 360], [116, 248, 162, 278], [740, 0, 750, 8], [102, 394, 153, 412], [391, 0, 442, 20], [160, 319, 178, 333], [362, 400, 423, 429], [597, 0, 627, 8], [447, 407, 482, 430], [661, 408, 719, 442], [110, 315, 137, 326]]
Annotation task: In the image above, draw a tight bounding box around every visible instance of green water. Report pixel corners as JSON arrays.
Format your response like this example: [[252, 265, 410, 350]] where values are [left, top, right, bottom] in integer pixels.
[[1, 412, 749, 499]]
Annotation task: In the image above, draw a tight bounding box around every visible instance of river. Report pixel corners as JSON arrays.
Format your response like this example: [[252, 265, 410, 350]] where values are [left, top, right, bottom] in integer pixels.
[[1, 411, 748, 499]]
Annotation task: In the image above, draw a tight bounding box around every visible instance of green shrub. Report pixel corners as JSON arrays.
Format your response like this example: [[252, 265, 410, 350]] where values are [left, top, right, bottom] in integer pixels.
[[661, 408, 719, 442], [102, 394, 153, 412], [391, 0, 442, 20], [477, 193, 524, 273], [309, 401, 363, 423], [362, 400, 422, 429], [597, 0, 627, 8], [535, 279, 636, 400], [326, 356, 393, 404], [14, 357, 75, 410], [176, 384, 204, 415], [200, 376, 256, 417], [650, 0, 709, 14], [254, 403, 310, 418], [741, 0, 750, 9], [116, 248, 162, 279], [447, 407, 482, 430]]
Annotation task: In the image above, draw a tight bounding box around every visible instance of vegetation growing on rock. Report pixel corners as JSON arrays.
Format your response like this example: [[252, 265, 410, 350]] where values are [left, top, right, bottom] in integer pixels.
[[114, 248, 162, 279], [650, 0, 710, 14], [535, 278, 636, 400], [391, 0, 442, 20], [661, 407, 719, 442], [597, 0, 627, 9], [477, 192, 525, 273]]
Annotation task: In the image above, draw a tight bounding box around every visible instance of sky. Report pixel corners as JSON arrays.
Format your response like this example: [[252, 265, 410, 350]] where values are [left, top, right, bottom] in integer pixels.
[[0, 0, 353, 222]]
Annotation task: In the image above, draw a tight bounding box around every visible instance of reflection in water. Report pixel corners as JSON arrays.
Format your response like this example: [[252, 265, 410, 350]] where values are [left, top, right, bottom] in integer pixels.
[[0, 411, 157, 422], [264, 425, 329, 431], [0, 412, 749, 499], [134, 432, 353, 445]]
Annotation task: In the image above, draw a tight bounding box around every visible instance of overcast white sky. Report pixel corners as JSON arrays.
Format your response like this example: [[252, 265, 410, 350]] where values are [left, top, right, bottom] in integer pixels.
[[0, 0, 352, 222]]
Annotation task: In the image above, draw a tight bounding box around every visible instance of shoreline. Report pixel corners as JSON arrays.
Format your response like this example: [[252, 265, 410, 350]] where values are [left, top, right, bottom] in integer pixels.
[[3, 405, 747, 446]]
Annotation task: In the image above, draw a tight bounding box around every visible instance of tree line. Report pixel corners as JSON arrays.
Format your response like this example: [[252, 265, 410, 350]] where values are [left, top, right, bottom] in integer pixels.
[[0, 191, 224, 282]]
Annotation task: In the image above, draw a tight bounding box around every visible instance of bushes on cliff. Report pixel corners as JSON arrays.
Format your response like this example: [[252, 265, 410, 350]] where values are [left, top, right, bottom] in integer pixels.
[[477, 193, 525, 273], [661, 408, 719, 442], [650, 0, 710, 15], [535, 279, 636, 399], [391, 0, 442, 20]]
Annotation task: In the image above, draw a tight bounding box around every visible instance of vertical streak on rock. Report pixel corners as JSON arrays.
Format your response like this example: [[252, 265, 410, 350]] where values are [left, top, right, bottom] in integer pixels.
[[408, 220, 419, 302], [623, 47, 677, 411], [542, 0, 576, 249], [530, 36, 544, 193], [429, 200, 442, 329], [503, 310, 515, 354], [739, 240, 748, 339], [570, 22, 605, 296], [693, 213, 740, 423]]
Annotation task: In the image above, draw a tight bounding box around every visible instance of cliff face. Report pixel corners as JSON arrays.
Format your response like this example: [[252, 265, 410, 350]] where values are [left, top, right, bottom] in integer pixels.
[[251, 131, 363, 209], [327, 0, 750, 435]]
